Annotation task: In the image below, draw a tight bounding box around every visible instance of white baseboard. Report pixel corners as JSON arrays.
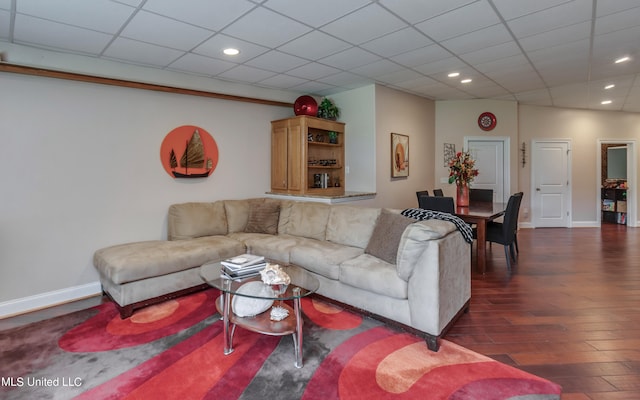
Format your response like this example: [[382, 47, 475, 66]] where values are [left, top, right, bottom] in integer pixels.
[[0, 281, 102, 319]]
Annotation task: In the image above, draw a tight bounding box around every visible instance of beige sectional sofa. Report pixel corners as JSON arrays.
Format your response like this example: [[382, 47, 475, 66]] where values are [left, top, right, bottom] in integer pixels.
[[93, 198, 471, 351]]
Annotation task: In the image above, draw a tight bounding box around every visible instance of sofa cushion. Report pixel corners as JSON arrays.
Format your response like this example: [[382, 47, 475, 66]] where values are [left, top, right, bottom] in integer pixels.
[[289, 238, 363, 280], [224, 199, 250, 233], [340, 254, 408, 299], [168, 201, 227, 240], [364, 209, 415, 264], [245, 200, 280, 234], [396, 220, 457, 281], [283, 202, 331, 241], [94, 236, 245, 284], [326, 205, 380, 249], [242, 234, 300, 264]]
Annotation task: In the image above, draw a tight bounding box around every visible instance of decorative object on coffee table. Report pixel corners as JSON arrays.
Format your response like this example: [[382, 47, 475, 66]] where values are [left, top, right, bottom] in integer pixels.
[[260, 263, 291, 321]]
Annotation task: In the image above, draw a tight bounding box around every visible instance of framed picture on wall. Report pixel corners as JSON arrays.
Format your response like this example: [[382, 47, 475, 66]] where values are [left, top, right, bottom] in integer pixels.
[[391, 133, 409, 178], [444, 143, 456, 167]]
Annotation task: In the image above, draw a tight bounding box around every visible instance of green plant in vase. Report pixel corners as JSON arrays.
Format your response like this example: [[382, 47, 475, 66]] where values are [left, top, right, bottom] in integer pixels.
[[317, 98, 340, 120], [328, 131, 338, 144]]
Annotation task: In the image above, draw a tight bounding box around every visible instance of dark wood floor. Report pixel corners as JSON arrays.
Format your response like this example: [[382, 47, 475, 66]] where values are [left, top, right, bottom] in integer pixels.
[[1, 224, 638, 399], [447, 223, 640, 400]]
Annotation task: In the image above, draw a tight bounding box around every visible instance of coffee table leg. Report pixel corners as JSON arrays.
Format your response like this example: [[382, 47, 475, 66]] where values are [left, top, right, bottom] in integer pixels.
[[222, 290, 234, 355], [293, 287, 303, 368]]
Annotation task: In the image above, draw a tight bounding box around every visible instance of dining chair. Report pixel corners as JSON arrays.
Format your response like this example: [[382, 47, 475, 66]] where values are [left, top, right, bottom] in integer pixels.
[[485, 192, 523, 269], [416, 190, 429, 205], [469, 188, 493, 202], [433, 188, 444, 196], [418, 195, 455, 213]]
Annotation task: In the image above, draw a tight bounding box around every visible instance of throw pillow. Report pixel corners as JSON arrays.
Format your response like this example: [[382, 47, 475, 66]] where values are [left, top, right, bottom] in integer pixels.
[[245, 201, 280, 234], [365, 209, 414, 264]]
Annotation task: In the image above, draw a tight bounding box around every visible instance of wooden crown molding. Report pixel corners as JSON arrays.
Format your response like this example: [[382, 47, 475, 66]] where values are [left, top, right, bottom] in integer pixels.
[[0, 63, 293, 108]]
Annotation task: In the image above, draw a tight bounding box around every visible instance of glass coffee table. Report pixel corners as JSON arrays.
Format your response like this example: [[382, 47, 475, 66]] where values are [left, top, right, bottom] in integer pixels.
[[200, 261, 320, 368]]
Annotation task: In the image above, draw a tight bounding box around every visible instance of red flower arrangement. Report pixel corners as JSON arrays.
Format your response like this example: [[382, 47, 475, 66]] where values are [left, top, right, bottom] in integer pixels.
[[448, 150, 479, 185]]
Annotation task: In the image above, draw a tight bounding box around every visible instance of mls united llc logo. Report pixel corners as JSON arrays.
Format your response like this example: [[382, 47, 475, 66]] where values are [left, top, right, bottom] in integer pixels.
[[2, 376, 83, 387]]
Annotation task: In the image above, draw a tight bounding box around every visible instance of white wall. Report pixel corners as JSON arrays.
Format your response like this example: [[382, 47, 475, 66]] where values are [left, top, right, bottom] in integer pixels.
[[0, 72, 291, 307]]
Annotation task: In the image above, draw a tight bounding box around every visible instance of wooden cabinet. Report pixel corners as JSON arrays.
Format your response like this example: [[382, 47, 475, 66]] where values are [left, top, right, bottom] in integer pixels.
[[271, 116, 345, 196], [601, 188, 627, 224]]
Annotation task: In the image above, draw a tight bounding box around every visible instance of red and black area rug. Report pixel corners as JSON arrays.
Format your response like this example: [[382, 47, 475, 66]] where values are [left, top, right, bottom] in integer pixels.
[[0, 289, 561, 399]]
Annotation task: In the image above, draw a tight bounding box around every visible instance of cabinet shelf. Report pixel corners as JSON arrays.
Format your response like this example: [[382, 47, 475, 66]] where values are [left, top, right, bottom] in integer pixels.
[[271, 116, 345, 196]]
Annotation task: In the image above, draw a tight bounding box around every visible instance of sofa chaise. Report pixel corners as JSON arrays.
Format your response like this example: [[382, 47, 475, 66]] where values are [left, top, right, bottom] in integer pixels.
[[93, 198, 471, 351]]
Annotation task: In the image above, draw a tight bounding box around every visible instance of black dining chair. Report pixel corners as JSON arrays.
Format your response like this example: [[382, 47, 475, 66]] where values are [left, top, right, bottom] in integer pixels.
[[485, 192, 523, 269], [418, 194, 455, 213], [433, 188, 444, 196], [416, 190, 429, 205], [469, 188, 493, 202]]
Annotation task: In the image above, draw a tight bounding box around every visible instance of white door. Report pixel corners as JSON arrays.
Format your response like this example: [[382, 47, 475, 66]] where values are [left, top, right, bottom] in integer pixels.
[[532, 140, 571, 227], [465, 138, 508, 203]]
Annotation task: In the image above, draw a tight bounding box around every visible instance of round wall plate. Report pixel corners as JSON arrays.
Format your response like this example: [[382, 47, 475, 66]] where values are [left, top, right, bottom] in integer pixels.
[[478, 112, 497, 131]]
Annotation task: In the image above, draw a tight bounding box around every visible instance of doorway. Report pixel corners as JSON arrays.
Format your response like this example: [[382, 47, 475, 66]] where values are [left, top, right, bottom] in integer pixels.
[[464, 137, 510, 203], [597, 140, 636, 227], [531, 140, 572, 228]]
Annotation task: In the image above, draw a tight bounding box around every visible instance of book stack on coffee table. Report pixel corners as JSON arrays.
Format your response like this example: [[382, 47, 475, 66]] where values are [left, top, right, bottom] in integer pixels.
[[221, 254, 266, 279]]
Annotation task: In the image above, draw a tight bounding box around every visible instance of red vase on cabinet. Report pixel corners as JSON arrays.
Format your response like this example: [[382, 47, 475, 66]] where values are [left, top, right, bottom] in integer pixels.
[[456, 183, 469, 207]]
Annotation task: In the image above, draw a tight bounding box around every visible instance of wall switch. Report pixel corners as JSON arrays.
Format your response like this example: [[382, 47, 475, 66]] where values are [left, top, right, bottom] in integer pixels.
[[345, 166, 350, 174]]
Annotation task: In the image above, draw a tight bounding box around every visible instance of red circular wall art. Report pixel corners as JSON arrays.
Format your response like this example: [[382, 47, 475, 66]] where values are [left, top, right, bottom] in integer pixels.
[[160, 125, 219, 178]]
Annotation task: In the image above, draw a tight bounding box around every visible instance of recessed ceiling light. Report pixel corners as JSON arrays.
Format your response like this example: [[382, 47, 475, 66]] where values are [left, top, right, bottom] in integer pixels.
[[223, 48, 240, 56], [601, 100, 612, 105], [604, 84, 615, 89], [614, 56, 630, 63], [448, 72, 460, 78], [461, 78, 472, 84]]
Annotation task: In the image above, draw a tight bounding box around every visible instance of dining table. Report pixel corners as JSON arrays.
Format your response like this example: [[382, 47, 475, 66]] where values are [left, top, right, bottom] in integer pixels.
[[455, 201, 507, 274]]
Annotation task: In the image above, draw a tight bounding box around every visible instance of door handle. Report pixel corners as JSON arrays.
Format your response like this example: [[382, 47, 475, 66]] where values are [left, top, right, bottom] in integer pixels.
[[536, 188, 541, 191]]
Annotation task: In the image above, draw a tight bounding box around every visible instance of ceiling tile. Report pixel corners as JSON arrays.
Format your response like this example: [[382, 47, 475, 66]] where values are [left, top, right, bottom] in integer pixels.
[[278, 30, 351, 60], [390, 44, 452, 68], [16, 0, 135, 33], [457, 41, 521, 65], [350, 59, 405, 78], [375, 68, 426, 85], [13, 14, 112, 54], [320, 3, 406, 45], [317, 71, 373, 88], [318, 47, 382, 70], [290, 80, 337, 94], [415, 2, 501, 41], [596, 0, 640, 17], [379, 0, 477, 24], [360, 27, 432, 58], [217, 64, 277, 83], [0, 0, 10, 10], [507, 0, 592, 39], [412, 56, 470, 76], [222, 7, 311, 48], [142, 0, 255, 31], [492, 0, 572, 20], [121, 11, 213, 50], [168, 53, 237, 76], [256, 73, 307, 89], [286, 62, 342, 80], [245, 50, 309, 73], [103, 37, 184, 67], [0, 9, 9, 40], [519, 21, 591, 52], [441, 24, 512, 55], [264, 0, 372, 27], [192, 34, 269, 63], [595, 7, 640, 36]]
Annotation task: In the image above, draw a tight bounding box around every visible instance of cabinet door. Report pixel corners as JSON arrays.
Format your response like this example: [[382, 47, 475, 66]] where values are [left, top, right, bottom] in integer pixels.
[[287, 122, 304, 192], [271, 123, 288, 190]]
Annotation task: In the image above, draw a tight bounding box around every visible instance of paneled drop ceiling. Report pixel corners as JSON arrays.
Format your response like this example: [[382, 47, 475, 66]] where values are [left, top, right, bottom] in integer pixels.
[[1, 0, 640, 112]]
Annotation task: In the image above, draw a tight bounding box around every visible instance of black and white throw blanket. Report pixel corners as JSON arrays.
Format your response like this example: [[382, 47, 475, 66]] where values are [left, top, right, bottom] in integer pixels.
[[401, 208, 474, 244]]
